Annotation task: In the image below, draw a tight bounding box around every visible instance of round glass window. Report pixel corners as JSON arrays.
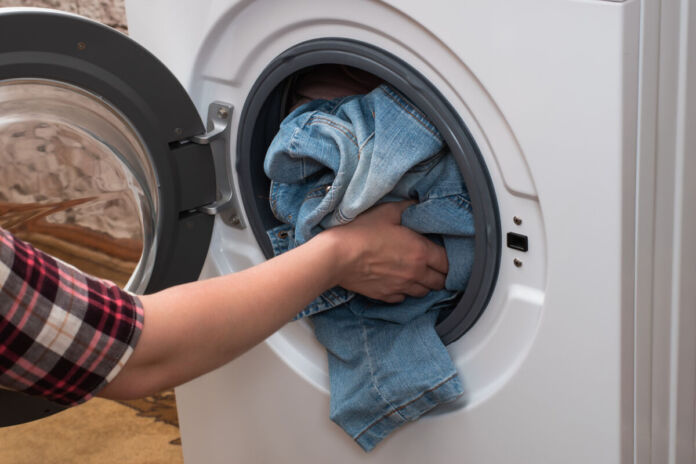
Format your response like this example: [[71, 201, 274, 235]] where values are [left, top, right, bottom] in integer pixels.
[[0, 79, 158, 292]]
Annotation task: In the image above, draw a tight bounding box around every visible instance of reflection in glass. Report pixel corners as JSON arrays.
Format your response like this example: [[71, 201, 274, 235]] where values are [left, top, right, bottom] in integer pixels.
[[0, 79, 158, 291]]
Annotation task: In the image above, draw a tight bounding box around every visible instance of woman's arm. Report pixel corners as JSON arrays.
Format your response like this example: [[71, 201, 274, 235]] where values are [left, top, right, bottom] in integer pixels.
[[98, 201, 448, 400]]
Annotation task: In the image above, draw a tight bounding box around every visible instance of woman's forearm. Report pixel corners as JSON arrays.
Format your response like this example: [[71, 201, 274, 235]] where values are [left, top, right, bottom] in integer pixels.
[[99, 201, 448, 400], [99, 232, 341, 399]]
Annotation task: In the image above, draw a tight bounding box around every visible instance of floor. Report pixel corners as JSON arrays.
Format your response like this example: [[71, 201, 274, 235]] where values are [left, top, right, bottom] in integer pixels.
[[0, 393, 183, 464]]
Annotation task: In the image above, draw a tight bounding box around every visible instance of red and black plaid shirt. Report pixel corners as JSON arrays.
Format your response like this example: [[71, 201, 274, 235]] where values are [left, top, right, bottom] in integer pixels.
[[0, 227, 143, 405]]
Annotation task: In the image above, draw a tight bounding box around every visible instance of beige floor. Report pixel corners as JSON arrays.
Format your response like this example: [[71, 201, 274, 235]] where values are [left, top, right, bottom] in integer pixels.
[[0, 393, 183, 464]]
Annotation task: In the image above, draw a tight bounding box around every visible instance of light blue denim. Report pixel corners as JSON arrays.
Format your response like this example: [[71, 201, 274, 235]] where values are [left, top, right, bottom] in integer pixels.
[[264, 84, 474, 451]]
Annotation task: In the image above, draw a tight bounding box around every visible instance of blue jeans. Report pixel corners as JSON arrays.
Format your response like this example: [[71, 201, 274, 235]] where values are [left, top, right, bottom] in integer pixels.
[[265, 85, 474, 451]]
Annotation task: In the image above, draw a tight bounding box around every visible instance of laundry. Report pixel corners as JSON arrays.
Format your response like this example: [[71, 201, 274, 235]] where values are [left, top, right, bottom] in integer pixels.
[[264, 83, 475, 451], [283, 64, 384, 113]]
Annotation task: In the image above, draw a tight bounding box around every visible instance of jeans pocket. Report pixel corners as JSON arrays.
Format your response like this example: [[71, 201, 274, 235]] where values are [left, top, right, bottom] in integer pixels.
[[445, 193, 472, 210]]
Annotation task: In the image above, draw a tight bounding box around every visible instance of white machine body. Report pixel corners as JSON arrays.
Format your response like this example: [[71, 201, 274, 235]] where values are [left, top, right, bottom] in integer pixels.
[[124, 1, 695, 463]]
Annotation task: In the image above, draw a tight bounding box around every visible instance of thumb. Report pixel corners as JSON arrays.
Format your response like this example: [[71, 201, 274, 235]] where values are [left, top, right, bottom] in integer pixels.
[[384, 200, 416, 224]]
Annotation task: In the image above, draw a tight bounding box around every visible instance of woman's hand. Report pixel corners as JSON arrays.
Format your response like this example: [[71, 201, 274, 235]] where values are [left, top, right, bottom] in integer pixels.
[[323, 201, 449, 303]]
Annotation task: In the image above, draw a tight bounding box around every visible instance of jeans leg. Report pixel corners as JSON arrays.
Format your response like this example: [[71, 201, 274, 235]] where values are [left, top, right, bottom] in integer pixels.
[[311, 301, 463, 451]]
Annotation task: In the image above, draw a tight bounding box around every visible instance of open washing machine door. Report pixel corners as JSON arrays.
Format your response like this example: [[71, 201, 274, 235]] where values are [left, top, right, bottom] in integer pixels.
[[0, 9, 239, 426]]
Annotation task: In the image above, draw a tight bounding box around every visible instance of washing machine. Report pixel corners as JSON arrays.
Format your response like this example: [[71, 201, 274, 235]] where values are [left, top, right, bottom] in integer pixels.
[[0, 1, 694, 463]]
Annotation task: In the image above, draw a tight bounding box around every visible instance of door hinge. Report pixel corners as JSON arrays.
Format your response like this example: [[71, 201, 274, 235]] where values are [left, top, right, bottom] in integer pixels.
[[190, 101, 245, 229]]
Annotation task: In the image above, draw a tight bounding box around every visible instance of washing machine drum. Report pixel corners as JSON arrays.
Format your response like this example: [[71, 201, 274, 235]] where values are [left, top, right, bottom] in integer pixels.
[[236, 38, 502, 343], [0, 10, 502, 427]]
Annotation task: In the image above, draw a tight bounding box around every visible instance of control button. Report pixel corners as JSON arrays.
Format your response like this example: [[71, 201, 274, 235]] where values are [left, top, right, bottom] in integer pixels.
[[507, 232, 528, 252]]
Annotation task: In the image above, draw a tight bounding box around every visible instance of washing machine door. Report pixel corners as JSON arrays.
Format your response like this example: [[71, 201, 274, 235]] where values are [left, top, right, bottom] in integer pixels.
[[0, 9, 220, 426]]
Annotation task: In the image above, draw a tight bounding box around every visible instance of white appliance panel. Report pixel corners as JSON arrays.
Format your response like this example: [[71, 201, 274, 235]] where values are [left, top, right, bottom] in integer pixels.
[[125, 1, 641, 462]]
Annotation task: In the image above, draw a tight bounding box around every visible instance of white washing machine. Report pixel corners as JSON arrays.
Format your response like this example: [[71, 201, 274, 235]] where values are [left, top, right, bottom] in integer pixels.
[[0, 1, 694, 463]]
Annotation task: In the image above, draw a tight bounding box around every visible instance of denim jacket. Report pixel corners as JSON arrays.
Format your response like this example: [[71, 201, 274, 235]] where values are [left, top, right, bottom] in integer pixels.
[[264, 84, 474, 451], [266, 84, 475, 317]]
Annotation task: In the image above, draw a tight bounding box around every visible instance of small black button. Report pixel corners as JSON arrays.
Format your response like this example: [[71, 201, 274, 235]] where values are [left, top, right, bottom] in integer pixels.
[[507, 232, 528, 252]]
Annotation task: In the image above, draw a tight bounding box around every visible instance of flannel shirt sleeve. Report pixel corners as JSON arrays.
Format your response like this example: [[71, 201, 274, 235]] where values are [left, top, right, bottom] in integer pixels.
[[0, 227, 144, 405]]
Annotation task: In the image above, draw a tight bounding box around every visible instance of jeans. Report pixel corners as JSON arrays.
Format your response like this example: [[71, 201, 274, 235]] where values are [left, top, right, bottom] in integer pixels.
[[264, 84, 474, 451]]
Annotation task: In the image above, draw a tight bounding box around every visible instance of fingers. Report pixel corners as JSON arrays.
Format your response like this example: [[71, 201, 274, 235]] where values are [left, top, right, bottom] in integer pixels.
[[331, 199, 450, 303], [406, 283, 432, 298], [379, 265, 446, 303], [392, 230, 448, 292], [382, 280, 436, 303], [382, 294, 406, 304], [423, 239, 449, 275], [419, 268, 447, 291], [370, 268, 445, 303], [371, 200, 416, 225], [389, 200, 417, 219]]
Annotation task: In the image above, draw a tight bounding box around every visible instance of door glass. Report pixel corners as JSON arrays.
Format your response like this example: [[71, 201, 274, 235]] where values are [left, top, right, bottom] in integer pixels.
[[0, 79, 158, 292]]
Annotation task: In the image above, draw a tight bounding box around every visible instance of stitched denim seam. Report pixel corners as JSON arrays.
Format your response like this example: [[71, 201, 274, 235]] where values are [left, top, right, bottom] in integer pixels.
[[408, 149, 447, 173], [269, 184, 281, 220], [378, 87, 441, 142], [287, 127, 303, 178], [380, 85, 436, 131], [424, 189, 469, 200], [359, 315, 404, 425], [333, 207, 352, 225], [304, 184, 329, 200], [307, 116, 359, 149], [444, 194, 472, 209], [353, 372, 460, 442], [358, 132, 375, 156], [328, 97, 349, 115], [415, 314, 449, 380]]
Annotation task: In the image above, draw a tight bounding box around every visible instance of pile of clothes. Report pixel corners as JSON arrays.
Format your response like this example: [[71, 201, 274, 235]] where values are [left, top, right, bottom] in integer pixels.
[[264, 66, 475, 451]]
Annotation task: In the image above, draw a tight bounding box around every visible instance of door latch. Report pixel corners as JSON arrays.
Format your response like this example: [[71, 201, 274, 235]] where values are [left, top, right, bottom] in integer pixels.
[[191, 102, 245, 229]]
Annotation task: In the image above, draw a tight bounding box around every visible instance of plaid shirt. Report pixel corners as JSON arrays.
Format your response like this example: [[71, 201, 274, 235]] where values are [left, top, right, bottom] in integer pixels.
[[0, 227, 143, 405]]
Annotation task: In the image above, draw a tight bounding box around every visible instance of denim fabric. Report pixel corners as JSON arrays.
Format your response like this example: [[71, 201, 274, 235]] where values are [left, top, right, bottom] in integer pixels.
[[264, 84, 474, 451]]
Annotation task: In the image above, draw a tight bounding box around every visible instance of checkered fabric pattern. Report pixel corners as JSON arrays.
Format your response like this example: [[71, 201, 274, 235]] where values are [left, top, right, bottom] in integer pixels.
[[0, 227, 143, 405]]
